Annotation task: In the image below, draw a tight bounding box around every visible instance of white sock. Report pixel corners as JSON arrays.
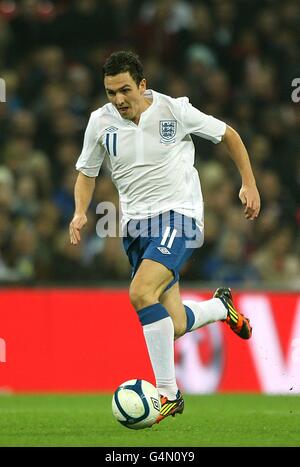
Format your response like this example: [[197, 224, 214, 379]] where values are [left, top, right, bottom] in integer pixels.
[[183, 298, 227, 331], [143, 316, 178, 400]]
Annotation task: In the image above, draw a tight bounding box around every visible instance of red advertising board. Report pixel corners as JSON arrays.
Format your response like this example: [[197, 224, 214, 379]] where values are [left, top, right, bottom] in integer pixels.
[[0, 289, 299, 393]]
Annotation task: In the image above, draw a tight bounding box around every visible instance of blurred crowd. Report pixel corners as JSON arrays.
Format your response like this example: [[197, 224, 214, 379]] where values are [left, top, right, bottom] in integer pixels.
[[0, 0, 299, 289]]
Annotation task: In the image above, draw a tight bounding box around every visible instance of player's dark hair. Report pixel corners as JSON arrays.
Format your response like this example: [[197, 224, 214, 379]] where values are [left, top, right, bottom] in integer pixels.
[[103, 51, 144, 86]]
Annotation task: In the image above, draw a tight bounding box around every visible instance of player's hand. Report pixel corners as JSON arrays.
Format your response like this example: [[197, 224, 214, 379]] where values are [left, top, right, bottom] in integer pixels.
[[239, 185, 261, 220], [69, 213, 87, 244]]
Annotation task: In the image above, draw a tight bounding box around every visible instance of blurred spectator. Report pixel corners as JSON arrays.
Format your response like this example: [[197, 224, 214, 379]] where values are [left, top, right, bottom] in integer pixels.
[[201, 229, 260, 286], [53, 169, 76, 225], [13, 174, 39, 219], [251, 227, 300, 290], [8, 220, 38, 282], [52, 228, 87, 283], [0, 166, 14, 212]]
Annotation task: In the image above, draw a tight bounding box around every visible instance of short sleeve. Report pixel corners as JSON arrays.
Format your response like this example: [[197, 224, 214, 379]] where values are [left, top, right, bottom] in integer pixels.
[[76, 113, 106, 177], [179, 97, 226, 144]]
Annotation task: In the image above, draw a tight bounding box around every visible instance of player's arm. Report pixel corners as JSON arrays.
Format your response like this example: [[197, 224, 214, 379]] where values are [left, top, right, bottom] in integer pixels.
[[221, 125, 261, 220], [69, 172, 96, 245], [177, 98, 260, 219]]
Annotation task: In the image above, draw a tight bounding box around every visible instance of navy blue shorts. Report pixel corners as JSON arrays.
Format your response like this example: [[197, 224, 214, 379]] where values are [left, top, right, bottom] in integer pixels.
[[122, 211, 203, 291]]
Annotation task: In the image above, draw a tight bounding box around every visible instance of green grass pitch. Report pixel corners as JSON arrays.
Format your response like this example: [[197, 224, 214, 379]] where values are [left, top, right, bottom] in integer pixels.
[[0, 393, 299, 447]]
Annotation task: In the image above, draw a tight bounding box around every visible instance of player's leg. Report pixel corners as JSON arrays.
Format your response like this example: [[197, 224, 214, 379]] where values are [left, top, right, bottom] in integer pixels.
[[182, 288, 252, 339], [160, 281, 227, 338], [129, 258, 179, 401], [159, 282, 186, 339], [160, 280, 252, 340], [129, 258, 173, 309]]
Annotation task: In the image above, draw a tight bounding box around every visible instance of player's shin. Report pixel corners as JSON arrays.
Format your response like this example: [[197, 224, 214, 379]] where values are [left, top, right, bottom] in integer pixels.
[[138, 303, 179, 400]]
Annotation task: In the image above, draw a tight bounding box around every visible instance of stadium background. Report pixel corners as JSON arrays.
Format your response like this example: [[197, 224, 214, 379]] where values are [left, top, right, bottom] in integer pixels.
[[0, 0, 299, 394]]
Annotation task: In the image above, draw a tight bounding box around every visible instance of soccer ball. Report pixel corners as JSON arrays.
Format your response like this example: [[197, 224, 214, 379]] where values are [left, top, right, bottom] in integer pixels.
[[112, 379, 161, 429]]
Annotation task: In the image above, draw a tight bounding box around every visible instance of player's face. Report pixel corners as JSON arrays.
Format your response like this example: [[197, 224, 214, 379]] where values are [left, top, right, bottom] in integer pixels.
[[104, 72, 147, 124]]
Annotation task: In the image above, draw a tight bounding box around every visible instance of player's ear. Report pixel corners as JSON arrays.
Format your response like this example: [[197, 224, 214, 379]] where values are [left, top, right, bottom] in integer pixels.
[[139, 78, 147, 93]]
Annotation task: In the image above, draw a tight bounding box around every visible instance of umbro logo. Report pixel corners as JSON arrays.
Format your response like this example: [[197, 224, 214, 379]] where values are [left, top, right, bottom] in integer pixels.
[[105, 126, 118, 132], [157, 246, 171, 255]]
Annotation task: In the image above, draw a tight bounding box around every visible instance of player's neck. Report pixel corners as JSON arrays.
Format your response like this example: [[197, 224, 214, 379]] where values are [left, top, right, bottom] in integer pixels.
[[132, 97, 152, 125]]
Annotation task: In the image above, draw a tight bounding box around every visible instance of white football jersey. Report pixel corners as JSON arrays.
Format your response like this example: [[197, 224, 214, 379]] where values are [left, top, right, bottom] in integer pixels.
[[76, 90, 226, 231]]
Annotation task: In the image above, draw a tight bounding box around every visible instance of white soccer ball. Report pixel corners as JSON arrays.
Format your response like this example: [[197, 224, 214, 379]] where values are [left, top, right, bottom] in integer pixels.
[[112, 379, 161, 429]]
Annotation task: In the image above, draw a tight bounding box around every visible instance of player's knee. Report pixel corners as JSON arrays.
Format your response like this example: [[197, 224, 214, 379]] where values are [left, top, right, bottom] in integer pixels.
[[129, 284, 158, 311]]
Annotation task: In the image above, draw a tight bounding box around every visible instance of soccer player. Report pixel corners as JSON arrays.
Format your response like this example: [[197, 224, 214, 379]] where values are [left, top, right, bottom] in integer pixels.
[[69, 51, 261, 424]]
